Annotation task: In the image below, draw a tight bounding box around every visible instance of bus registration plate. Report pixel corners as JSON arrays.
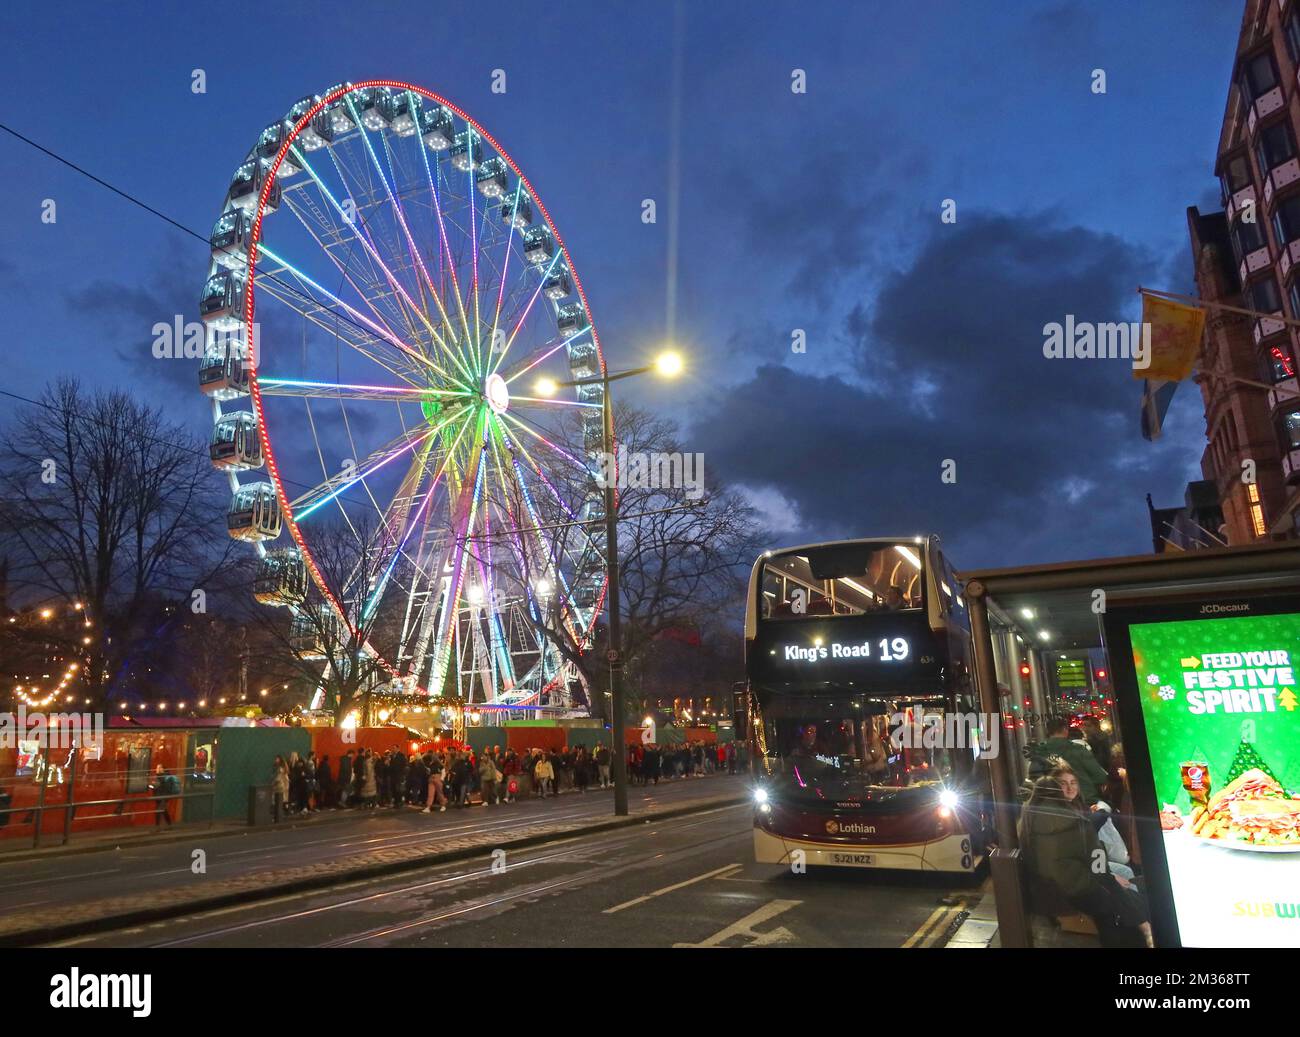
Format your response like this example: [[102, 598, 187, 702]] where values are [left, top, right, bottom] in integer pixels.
[[830, 852, 876, 865]]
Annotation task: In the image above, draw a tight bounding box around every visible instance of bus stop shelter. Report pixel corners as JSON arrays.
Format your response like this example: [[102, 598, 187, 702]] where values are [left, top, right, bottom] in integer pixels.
[[960, 540, 1300, 947]]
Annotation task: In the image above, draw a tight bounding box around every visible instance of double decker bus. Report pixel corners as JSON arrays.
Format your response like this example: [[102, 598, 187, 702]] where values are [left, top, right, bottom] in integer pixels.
[[741, 536, 989, 872]]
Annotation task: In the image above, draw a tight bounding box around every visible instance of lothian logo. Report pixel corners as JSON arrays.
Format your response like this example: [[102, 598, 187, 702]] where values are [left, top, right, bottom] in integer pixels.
[[825, 819, 877, 836]]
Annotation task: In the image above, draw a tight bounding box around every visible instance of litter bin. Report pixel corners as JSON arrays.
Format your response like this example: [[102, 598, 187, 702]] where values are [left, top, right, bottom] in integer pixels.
[[247, 784, 274, 826]]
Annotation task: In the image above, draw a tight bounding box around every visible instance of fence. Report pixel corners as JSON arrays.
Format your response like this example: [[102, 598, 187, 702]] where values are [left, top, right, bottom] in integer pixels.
[[0, 762, 216, 851]]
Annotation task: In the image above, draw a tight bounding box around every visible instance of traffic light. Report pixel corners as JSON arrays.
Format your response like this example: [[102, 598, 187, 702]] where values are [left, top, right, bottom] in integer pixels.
[[1095, 668, 1107, 680], [1018, 661, 1031, 679]]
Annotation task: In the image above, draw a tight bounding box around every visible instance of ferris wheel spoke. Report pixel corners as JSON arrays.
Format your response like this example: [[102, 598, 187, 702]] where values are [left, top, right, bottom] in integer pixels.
[[397, 405, 482, 673], [489, 250, 565, 377], [493, 414, 602, 560], [503, 455, 592, 626], [488, 437, 573, 605], [278, 188, 431, 375], [324, 138, 445, 352], [291, 417, 454, 520], [298, 142, 427, 346], [464, 132, 491, 379], [425, 421, 489, 689], [252, 273, 425, 388], [496, 325, 581, 389], [511, 395, 602, 410], [466, 508, 516, 692], [257, 378, 466, 402], [256, 242, 449, 383], [413, 121, 477, 361], [291, 143, 464, 377], [346, 99, 481, 388], [497, 408, 598, 476], [487, 181, 524, 346], [355, 437, 448, 620]]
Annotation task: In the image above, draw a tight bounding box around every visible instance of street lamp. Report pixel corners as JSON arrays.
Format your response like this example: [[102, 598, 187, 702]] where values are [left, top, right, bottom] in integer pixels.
[[535, 349, 684, 815]]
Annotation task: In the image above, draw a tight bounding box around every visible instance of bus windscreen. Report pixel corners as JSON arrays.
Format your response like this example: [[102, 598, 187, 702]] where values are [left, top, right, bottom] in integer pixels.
[[761, 543, 923, 621], [761, 705, 955, 803]]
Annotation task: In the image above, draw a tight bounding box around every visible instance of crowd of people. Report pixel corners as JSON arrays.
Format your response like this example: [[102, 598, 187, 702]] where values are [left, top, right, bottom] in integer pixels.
[[626, 740, 745, 784], [1018, 716, 1150, 948], [270, 739, 738, 816]]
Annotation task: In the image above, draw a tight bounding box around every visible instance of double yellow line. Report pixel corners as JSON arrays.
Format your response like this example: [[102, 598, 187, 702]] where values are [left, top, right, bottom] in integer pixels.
[[901, 897, 967, 948]]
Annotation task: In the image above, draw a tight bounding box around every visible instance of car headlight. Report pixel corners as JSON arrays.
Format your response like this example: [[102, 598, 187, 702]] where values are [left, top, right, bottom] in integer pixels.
[[753, 787, 768, 805], [938, 788, 959, 810]]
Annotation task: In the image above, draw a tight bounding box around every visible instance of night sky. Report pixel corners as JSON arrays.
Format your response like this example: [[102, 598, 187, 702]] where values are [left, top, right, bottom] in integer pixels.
[[0, 0, 1241, 570]]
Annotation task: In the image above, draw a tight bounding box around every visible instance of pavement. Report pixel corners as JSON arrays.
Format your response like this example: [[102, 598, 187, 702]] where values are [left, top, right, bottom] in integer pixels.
[[0, 774, 748, 946], [0, 799, 360, 863], [47, 798, 990, 949]]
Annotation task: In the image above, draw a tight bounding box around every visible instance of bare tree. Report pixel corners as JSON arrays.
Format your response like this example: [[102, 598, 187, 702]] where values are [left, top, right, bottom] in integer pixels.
[[250, 517, 401, 724], [508, 403, 761, 720], [0, 379, 235, 705]]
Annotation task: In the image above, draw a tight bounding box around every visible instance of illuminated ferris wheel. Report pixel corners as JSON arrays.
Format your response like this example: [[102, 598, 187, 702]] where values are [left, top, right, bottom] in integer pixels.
[[198, 81, 609, 709]]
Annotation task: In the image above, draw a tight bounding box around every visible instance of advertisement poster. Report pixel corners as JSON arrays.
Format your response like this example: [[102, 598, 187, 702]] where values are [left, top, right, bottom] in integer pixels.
[[1128, 609, 1300, 947]]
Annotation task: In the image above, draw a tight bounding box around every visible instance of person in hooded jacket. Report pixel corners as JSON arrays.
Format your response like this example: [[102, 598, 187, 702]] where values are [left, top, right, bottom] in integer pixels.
[[336, 750, 353, 808], [359, 749, 379, 807], [1040, 717, 1109, 805], [388, 749, 410, 808], [1018, 776, 1149, 947], [501, 749, 522, 802], [374, 752, 390, 807], [478, 751, 501, 805], [352, 749, 367, 805], [287, 752, 308, 814], [450, 751, 473, 806], [317, 754, 334, 810], [272, 756, 290, 819]]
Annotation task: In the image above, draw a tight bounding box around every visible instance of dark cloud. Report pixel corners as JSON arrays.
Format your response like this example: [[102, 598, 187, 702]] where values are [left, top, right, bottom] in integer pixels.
[[691, 210, 1202, 568], [727, 142, 923, 308]]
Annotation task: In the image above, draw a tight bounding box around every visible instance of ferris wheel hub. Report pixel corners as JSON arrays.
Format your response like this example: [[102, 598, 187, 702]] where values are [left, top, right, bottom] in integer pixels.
[[484, 372, 510, 415]]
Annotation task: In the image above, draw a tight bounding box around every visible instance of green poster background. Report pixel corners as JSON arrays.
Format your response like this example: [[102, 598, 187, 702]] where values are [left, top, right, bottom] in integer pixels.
[[1129, 611, 1300, 810]]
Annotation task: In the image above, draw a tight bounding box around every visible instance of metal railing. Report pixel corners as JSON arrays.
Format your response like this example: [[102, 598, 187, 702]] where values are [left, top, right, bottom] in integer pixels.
[[0, 767, 216, 851]]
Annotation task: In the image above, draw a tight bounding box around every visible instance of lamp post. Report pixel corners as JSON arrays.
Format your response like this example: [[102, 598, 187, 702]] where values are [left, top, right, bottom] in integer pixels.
[[537, 350, 682, 815]]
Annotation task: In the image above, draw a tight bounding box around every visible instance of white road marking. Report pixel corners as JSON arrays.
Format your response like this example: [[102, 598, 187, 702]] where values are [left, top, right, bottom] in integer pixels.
[[673, 898, 801, 947], [602, 862, 741, 914]]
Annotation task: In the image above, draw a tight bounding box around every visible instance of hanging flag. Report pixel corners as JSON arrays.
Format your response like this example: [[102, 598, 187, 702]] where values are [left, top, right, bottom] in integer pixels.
[[1137, 292, 1206, 381], [1140, 378, 1179, 441]]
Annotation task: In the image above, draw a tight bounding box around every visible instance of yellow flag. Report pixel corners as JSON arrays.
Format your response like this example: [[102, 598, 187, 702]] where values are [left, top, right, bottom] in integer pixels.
[[1137, 293, 1205, 381]]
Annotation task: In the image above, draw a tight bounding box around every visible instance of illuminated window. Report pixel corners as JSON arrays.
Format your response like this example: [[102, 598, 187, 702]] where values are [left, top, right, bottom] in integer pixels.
[[1278, 408, 1300, 449], [1251, 503, 1267, 537], [1264, 344, 1296, 383]]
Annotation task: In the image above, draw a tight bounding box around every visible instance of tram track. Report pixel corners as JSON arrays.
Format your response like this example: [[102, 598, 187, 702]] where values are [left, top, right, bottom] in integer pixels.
[[22, 794, 749, 947], [71, 806, 750, 948]]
